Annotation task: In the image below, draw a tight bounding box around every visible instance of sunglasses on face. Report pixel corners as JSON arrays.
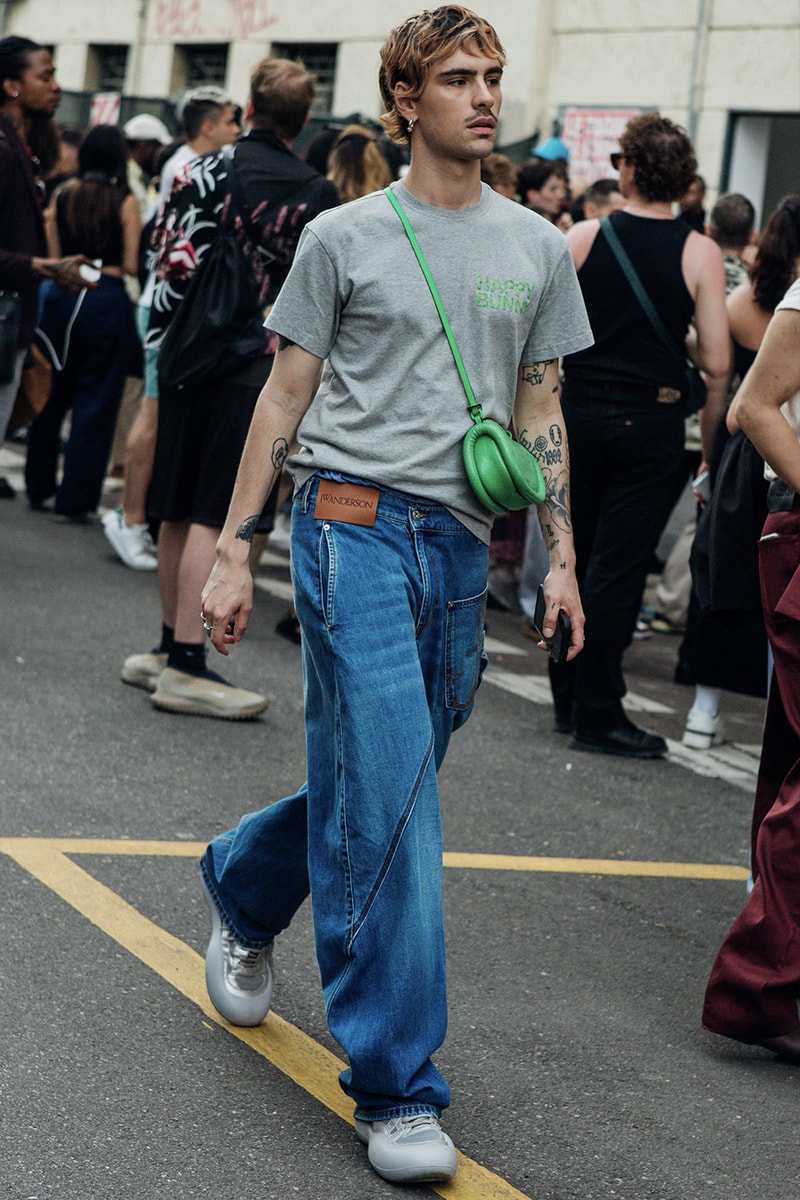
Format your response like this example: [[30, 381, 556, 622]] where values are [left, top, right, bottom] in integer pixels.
[[610, 152, 625, 170]]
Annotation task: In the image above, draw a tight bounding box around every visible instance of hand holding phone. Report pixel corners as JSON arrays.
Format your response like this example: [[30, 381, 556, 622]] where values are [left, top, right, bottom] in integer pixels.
[[533, 584, 572, 664], [693, 470, 711, 501]]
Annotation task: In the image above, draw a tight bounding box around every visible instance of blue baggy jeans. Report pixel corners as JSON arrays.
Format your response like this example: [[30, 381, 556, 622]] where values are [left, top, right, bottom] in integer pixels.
[[202, 476, 488, 1121]]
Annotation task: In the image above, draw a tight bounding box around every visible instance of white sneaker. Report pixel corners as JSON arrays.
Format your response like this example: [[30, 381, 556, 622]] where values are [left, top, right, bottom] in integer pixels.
[[121, 650, 168, 692], [151, 667, 269, 720], [682, 706, 724, 750], [102, 507, 157, 570], [354, 1114, 457, 1184]]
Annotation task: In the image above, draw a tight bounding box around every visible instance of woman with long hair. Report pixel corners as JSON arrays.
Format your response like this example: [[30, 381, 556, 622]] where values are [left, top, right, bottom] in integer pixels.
[[681, 194, 800, 750], [25, 123, 140, 518], [326, 124, 392, 204]]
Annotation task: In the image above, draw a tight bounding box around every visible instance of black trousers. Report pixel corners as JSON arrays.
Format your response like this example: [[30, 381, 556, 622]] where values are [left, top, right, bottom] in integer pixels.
[[549, 383, 686, 730]]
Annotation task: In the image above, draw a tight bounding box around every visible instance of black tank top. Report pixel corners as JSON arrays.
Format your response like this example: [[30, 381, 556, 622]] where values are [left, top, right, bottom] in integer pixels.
[[563, 210, 694, 394]]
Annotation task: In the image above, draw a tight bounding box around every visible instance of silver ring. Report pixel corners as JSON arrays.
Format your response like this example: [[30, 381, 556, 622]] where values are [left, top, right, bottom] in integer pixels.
[[201, 610, 213, 633]]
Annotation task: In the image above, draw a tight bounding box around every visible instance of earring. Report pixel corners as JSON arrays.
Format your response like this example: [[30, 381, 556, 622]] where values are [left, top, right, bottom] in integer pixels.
[[407, 118, 414, 135], [12, 91, 19, 98]]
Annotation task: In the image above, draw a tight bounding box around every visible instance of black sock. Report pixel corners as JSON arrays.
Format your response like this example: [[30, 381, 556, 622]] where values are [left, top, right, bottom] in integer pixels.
[[168, 640, 207, 675], [158, 624, 175, 655]]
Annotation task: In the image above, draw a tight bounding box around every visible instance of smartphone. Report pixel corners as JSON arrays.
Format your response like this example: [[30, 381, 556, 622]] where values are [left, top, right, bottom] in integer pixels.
[[533, 584, 572, 664], [693, 470, 711, 501]]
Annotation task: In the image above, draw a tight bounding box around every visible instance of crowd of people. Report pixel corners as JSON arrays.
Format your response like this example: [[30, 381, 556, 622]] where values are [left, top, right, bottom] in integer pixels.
[[2, 3, 800, 1186]]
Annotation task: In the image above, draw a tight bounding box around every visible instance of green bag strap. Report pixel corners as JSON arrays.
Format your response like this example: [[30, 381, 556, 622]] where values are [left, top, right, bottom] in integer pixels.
[[384, 187, 483, 425]]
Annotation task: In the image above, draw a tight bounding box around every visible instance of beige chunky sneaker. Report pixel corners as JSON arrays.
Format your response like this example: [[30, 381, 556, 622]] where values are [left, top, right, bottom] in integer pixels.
[[151, 667, 269, 719], [120, 651, 168, 692]]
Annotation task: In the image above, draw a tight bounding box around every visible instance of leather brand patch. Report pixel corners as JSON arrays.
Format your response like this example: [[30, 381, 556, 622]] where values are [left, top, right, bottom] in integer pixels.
[[313, 481, 380, 527]]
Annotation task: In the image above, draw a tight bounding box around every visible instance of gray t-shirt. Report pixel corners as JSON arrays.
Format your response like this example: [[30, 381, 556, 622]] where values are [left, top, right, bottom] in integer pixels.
[[267, 180, 593, 542]]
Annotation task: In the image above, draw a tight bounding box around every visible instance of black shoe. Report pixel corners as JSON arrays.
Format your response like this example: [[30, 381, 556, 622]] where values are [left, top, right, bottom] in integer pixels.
[[571, 718, 667, 759], [0, 476, 16, 499], [275, 609, 302, 644]]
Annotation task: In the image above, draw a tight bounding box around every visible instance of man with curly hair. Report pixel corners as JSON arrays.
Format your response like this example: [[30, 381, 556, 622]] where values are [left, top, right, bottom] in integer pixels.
[[547, 112, 730, 757], [197, 4, 592, 1184]]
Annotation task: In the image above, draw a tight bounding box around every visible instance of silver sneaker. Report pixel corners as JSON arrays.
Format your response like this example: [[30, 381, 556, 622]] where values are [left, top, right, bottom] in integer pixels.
[[202, 877, 273, 1026], [354, 1114, 457, 1184], [120, 650, 168, 692], [102, 507, 158, 570]]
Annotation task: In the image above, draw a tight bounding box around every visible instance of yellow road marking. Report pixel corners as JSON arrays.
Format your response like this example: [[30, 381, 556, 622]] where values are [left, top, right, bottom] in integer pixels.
[[0, 838, 530, 1200], [0, 839, 751, 881], [0, 838, 749, 1198]]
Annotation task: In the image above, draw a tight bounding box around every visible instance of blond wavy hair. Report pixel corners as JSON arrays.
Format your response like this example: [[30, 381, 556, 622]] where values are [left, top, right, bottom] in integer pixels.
[[379, 5, 506, 146]]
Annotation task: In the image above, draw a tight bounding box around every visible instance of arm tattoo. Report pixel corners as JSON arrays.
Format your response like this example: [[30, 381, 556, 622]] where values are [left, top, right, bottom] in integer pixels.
[[518, 421, 572, 548], [235, 515, 260, 543], [520, 360, 548, 387], [271, 438, 289, 471], [277, 335, 296, 352]]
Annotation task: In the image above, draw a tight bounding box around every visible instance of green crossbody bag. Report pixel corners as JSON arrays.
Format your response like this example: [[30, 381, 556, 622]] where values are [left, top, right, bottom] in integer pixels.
[[384, 188, 546, 515]]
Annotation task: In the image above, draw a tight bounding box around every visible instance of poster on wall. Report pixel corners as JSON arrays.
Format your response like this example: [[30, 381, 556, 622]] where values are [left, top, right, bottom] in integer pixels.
[[559, 106, 647, 186], [90, 93, 122, 126]]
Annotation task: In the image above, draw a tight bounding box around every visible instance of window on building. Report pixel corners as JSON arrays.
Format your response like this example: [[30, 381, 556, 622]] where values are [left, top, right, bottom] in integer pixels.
[[271, 43, 338, 114], [85, 44, 129, 93], [172, 43, 229, 91]]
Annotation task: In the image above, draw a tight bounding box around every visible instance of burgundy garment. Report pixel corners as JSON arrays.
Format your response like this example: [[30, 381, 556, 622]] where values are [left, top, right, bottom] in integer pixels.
[[0, 115, 47, 348], [702, 506, 800, 1041]]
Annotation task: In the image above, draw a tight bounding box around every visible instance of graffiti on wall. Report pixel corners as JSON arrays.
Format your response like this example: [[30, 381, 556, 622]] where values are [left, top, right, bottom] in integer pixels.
[[153, 0, 278, 39]]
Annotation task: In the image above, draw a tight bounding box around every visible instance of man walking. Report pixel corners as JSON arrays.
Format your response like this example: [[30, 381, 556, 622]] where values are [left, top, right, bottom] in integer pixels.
[[103, 85, 241, 571], [0, 36, 93, 499], [198, 5, 592, 1183], [548, 113, 729, 757], [120, 58, 338, 717]]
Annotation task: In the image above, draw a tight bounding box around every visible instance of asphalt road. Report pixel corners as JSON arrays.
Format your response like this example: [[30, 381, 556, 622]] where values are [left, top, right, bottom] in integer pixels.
[[0, 441, 790, 1200]]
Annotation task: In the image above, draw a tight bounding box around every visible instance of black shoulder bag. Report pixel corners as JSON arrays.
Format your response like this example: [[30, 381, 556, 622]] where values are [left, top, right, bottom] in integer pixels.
[[157, 149, 268, 393], [599, 215, 707, 414]]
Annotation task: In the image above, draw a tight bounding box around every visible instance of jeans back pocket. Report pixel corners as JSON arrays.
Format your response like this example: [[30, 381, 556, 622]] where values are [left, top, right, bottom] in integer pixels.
[[445, 587, 488, 712]]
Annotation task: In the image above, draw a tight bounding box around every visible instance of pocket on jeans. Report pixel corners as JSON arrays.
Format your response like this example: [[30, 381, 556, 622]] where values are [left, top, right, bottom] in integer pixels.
[[445, 587, 488, 712]]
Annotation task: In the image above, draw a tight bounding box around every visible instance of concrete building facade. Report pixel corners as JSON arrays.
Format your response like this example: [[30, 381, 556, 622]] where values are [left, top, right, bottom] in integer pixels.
[[4, 0, 799, 221]]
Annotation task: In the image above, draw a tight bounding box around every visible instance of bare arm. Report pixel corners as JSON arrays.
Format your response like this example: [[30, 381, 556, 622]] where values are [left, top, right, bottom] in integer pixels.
[[728, 308, 800, 490], [120, 193, 142, 279], [44, 193, 61, 258], [683, 232, 731, 463], [513, 359, 584, 660], [201, 339, 324, 653]]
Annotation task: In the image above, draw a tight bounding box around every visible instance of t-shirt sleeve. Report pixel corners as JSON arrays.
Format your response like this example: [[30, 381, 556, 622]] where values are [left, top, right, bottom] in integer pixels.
[[776, 277, 800, 314], [523, 238, 594, 363], [265, 225, 341, 359]]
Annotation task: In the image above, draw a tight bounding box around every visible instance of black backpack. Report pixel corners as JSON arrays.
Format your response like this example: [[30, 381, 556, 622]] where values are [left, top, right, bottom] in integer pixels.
[[157, 152, 267, 393]]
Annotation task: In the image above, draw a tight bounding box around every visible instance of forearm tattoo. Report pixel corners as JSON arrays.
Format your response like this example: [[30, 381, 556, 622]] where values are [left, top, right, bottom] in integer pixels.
[[277, 335, 295, 352], [517, 419, 572, 560], [235, 515, 260, 543], [271, 438, 289, 471]]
